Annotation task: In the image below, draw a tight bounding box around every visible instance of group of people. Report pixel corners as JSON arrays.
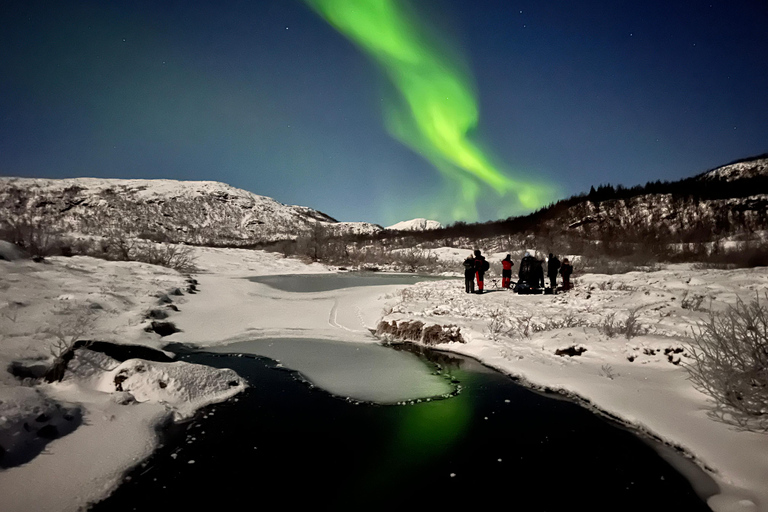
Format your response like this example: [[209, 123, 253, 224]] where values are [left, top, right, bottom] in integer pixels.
[[462, 249, 573, 294]]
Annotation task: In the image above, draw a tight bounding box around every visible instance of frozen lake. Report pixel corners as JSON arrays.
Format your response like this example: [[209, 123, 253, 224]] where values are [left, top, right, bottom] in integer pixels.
[[247, 271, 454, 293]]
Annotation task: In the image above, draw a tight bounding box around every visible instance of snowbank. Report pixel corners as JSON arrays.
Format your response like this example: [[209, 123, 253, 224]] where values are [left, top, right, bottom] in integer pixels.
[[0, 253, 246, 511]]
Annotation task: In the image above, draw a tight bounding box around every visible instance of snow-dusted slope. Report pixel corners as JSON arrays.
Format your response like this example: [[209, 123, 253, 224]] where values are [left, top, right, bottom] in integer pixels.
[[697, 156, 768, 181], [0, 177, 382, 245], [386, 218, 443, 231], [552, 156, 768, 240]]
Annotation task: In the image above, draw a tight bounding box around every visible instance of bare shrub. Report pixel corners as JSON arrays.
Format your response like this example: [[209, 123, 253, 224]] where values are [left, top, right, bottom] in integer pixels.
[[685, 294, 768, 431], [132, 242, 197, 272], [600, 364, 618, 380], [43, 305, 95, 382], [624, 307, 643, 340], [486, 309, 506, 341], [509, 314, 534, 339], [681, 291, 707, 311], [596, 308, 645, 339], [0, 216, 63, 258], [597, 312, 620, 338], [71, 235, 197, 272]]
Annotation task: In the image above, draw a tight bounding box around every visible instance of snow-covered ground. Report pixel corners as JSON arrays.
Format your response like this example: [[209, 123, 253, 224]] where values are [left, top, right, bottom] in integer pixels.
[[0, 245, 766, 511], [379, 265, 768, 512]]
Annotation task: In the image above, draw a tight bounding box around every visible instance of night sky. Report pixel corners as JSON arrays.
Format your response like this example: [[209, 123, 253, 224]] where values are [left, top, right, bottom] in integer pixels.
[[2, 1, 767, 225]]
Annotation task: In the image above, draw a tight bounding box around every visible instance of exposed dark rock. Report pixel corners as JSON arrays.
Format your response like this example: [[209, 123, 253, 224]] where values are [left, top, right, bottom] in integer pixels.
[[146, 309, 169, 320], [35, 413, 50, 423], [36, 425, 59, 439], [170, 288, 184, 296], [114, 373, 128, 392], [83, 341, 175, 363], [149, 321, 180, 337], [555, 346, 587, 357], [376, 320, 465, 345], [8, 361, 48, 381]]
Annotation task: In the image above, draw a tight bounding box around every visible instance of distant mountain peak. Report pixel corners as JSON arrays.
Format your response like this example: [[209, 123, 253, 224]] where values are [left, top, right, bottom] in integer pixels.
[[386, 218, 443, 231]]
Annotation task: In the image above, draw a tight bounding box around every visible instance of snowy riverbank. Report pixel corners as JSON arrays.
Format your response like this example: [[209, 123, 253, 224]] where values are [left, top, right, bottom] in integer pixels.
[[0, 246, 766, 511]]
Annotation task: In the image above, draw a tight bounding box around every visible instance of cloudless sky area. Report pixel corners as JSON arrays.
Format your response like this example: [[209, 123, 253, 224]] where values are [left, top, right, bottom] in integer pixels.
[[2, 0, 767, 225]]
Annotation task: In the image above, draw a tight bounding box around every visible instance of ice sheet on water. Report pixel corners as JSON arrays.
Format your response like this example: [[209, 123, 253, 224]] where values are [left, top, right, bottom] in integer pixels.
[[205, 338, 453, 404]]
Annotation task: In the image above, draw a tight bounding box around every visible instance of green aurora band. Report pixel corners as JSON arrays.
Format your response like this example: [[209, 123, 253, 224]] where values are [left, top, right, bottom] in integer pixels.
[[303, 0, 559, 221]]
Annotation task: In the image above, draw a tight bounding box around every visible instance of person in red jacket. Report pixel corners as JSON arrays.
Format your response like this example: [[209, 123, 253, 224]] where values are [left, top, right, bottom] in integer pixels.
[[501, 254, 514, 289]]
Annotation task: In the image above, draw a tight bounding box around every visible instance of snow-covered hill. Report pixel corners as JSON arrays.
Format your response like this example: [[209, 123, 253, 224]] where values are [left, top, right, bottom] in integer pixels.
[[697, 155, 768, 182], [560, 157, 768, 240], [467, 155, 768, 245], [386, 218, 443, 231], [0, 177, 382, 245]]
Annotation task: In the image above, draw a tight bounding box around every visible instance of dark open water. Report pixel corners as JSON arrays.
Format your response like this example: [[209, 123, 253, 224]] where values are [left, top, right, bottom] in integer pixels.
[[92, 343, 713, 512]]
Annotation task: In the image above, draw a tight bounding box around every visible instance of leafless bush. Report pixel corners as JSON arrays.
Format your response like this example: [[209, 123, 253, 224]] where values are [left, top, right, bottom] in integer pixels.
[[43, 304, 95, 382], [685, 294, 768, 431], [681, 291, 707, 311], [509, 314, 534, 339], [538, 313, 589, 331], [596, 309, 645, 339], [71, 236, 197, 272], [132, 242, 197, 272], [600, 364, 618, 380], [0, 215, 63, 257], [597, 312, 621, 338], [486, 309, 506, 341], [624, 307, 643, 340]]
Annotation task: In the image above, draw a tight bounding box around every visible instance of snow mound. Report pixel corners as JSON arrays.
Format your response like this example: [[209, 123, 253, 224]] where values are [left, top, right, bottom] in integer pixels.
[[98, 357, 246, 420]]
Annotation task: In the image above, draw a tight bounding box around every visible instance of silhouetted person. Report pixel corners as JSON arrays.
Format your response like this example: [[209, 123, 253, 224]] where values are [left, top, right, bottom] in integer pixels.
[[518, 252, 545, 292], [547, 253, 561, 289], [473, 249, 488, 294], [462, 254, 475, 293], [560, 258, 573, 290], [501, 254, 514, 289]]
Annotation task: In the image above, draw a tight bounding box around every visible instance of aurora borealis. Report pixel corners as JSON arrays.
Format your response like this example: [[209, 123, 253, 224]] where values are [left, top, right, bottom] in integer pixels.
[[1, 1, 767, 225], [304, 0, 557, 220]]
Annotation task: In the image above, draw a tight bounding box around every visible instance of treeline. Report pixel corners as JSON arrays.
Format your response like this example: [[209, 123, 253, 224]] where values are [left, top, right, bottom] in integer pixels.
[[357, 155, 768, 244]]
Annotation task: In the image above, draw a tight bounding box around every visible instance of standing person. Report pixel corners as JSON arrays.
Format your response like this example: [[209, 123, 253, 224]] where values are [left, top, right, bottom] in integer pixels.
[[501, 254, 514, 289], [547, 253, 561, 290], [473, 249, 489, 294], [462, 254, 475, 294], [560, 258, 574, 290]]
